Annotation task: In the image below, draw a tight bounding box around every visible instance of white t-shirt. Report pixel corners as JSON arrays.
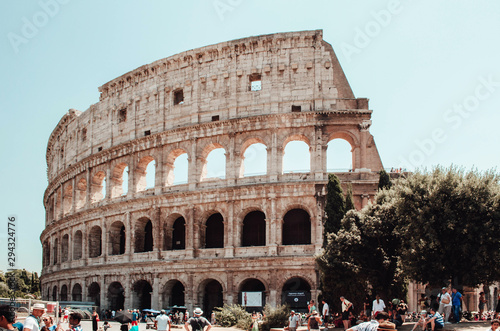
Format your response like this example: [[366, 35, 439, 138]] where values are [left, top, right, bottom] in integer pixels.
[[155, 314, 170, 331], [24, 315, 40, 331], [288, 314, 299, 328], [440, 292, 452, 307], [322, 303, 329, 316], [372, 299, 386, 312]]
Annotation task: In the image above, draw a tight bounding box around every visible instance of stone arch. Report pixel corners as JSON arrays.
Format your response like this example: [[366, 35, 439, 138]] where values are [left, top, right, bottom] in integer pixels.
[[88, 282, 100, 307], [107, 282, 124, 311], [136, 155, 155, 192], [109, 221, 126, 255], [132, 280, 153, 310], [162, 279, 186, 307], [63, 184, 73, 215], [53, 238, 58, 265], [283, 134, 311, 174], [200, 143, 226, 181], [60, 284, 68, 301], [164, 214, 186, 251], [327, 133, 357, 172], [88, 226, 102, 258], [110, 162, 128, 198], [54, 190, 61, 220], [52, 285, 58, 301], [61, 234, 69, 262], [75, 178, 87, 209], [242, 210, 266, 247], [166, 148, 189, 186], [203, 212, 224, 249], [239, 138, 268, 177], [282, 208, 311, 245], [73, 230, 83, 260], [43, 240, 50, 267], [198, 278, 224, 317], [281, 276, 312, 309], [90, 171, 106, 203], [72, 283, 82, 301], [135, 217, 154, 253], [237, 278, 267, 308]]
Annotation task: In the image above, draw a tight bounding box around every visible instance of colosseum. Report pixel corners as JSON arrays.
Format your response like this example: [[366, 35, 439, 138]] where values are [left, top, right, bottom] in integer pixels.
[[40, 30, 384, 315]]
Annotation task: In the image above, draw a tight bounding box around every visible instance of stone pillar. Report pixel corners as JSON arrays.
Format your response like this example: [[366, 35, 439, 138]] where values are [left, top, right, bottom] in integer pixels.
[[361, 194, 369, 208], [126, 212, 133, 260], [100, 277, 107, 310], [358, 120, 372, 170], [71, 177, 77, 213], [268, 194, 278, 255], [82, 228, 88, 265], [269, 131, 281, 182], [225, 201, 234, 258], [128, 155, 136, 198], [124, 274, 131, 310], [155, 148, 164, 195], [312, 125, 326, 180], [101, 217, 108, 261], [152, 277, 160, 310], [153, 208, 161, 257], [86, 168, 92, 208], [188, 138, 198, 190], [105, 165, 111, 200], [227, 133, 236, 185], [59, 185, 64, 219]]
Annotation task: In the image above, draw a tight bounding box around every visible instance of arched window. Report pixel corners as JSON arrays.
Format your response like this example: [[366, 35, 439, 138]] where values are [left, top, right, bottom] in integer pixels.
[[238, 278, 266, 307], [111, 163, 128, 198], [201, 146, 226, 181], [61, 234, 69, 262], [91, 171, 106, 203], [73, 230, 82, 260], [52, 238, 58, 265], [132, 280, 152, 310], [205, 213, 224, 248], [173, 153, 188, 184], [60, 285, 68, 301], [327, 139, 353, 172], [283, 141, 310, 173], [109, 221, 126, 255], [282, 277, 312, 310], [242, 211, 266, 246], [75, 178, 87, 209], [282, 209, 311, 245], [72, 284, 82, 301], [107, 282, 124, 311], [88, 226, 102, 258], [135, 218, 153, 253], [241, 143, 267, 177], [136, 156, 155, 191], [172, 217, 186, 250]]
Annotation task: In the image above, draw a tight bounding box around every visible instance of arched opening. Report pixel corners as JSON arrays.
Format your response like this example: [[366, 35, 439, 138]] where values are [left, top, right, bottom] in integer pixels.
[[202, 147, 226, 180], [282, 209, 311, 245], [172, 217, 186, 250], [52, 286, 57, 301], [135, 218, 153, 253], [43, 241, 50, 267], [111, 163, 128, 198], [136, 156, 155, 192], [63, 184, 73, 215], [327, 139, 353, 172], [73, 230, 82, 260], [238, 278, 266, 310], [202, 280, 223, 318], [60, 285, 68, 301], [281, 277, 311, 311], [241, 143, 267, 177], [132, 280, 152, 310], [54, 190, 61, 220], [109, 221, 126, 255], [88, 282, 100, 308], [205, 213, 224, 248], [107, 282, 124, 311], [283, 140, 310, 173], [162, 280, 185, 308], [61, 234, 69, 262], [75, 178, 87, 209], [72, 284, 82, 301], [242, 211, 266, 247], [53, 238, 58, 265], [91, 171, 106, 203], [88, 226, 102, 258], [169, 153, 188, 185]]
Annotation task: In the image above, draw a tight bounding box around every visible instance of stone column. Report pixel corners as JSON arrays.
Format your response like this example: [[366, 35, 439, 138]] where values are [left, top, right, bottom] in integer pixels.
[[152, 277, 160, 310], [105, 165, 111, 200], [188, 138, 198, 190], [59, 185, 64, 219], [153, 208, 161, 257], [128, 155, 136, 199], [101, 217, 108, 262], [123, 274, 131, 310], [100, 277, 107, 310], [155, 148, 164, 195], [268, 194, 278, 256], [126, 212, 133, 260], [86, 168, 92, 208], [269, 131, 282, 182], [71, 177, 77, 213], [225, 200, 234, 258], [226, 133, 236, 185], [358, 120, 372, 170], [185, 206, 195, 258]]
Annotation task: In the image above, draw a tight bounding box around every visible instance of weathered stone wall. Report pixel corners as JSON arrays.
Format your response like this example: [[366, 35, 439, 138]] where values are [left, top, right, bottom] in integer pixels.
[[41, 30, 384, 313]]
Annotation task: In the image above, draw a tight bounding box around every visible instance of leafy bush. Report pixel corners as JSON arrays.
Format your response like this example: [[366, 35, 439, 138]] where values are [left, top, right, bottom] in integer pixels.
[[260, 304, 289, 331], [214, 304, 252, 329]]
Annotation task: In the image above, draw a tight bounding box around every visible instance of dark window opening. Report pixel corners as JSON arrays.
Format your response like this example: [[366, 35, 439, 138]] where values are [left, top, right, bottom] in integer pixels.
[[282, 209, 311, 245], [249, 74, 262, 91], [144, 220, 153, 252], [118, 108, 127, 123], [174, 89, 184, 105], [242, 211, 266, 247], [144, 130, 151, 136], [82, 128, 87, 141], [292, 105, 302, 112], [97, 147, 103, 152], [205, 213, 224, 248], [172, 217, 186, 250], [212, 115, 220, 121]]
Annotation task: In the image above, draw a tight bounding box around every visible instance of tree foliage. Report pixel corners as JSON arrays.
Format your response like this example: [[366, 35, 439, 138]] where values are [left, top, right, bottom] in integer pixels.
[[345, 183, 355, 212], [378, 169, 392, 191], [323, 173, 346, 243], [0, 269, 40, 298]]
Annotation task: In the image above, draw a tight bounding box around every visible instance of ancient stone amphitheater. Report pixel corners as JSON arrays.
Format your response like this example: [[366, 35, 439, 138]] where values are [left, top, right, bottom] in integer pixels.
[[41, 30, 383, 314]]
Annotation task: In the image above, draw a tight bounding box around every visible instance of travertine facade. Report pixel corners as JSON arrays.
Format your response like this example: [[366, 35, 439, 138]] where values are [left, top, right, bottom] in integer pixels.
[[41, 30, 384, 314]]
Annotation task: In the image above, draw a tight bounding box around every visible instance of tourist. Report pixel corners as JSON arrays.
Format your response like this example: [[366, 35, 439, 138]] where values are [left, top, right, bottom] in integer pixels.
[[418, 294, 428, 310], [68, 313, 83, 331], [346, 311, 392, 331], [25, 303, 45, 331], [287, 311, 299, 331], [321, 300, 329, 327], [42, 316, 55, 331], [103, 322, 111, 331], [488, 319, 500, 331], [340, 296, 353, 330], [451, 288, 463, 323], [372, 295, 386, 317], [363, 295, 372, 318], [131, 310, 138, 327], [307, 311, 321, 331], [184, 308, 211, 331], [425, 308, 444, 331], [63, 308, 70, 324], [91, 311, 99, 331], [411, 311, 427, 331], [155, 310, 171, 331], [0, 305, 17, 331], [308, 300, 317, 316], [479, 292, 487, 320], [496, 292, 500, 319], [437, 288, 451, 323]]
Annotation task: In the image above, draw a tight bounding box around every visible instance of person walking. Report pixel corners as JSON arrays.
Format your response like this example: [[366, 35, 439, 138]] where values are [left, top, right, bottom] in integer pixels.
[[437, 288, 451, 323], [155, 310, 171, 331], [287, 311, 299, 331], [184, 308, 211, 331], [451, 288, 463, 323], [340, 297, 353, 330], [321, 300, 329, 327]]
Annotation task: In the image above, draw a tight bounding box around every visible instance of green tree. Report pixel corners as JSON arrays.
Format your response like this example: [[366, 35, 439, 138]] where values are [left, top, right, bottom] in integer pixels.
[[378, 169, 392, 191], [345, 183, 355, 211], [323, 173, 346, 242]]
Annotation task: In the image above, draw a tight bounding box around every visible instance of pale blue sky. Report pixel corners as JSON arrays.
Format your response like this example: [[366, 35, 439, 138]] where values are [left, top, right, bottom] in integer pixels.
[[1, 0, 499, 273]]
